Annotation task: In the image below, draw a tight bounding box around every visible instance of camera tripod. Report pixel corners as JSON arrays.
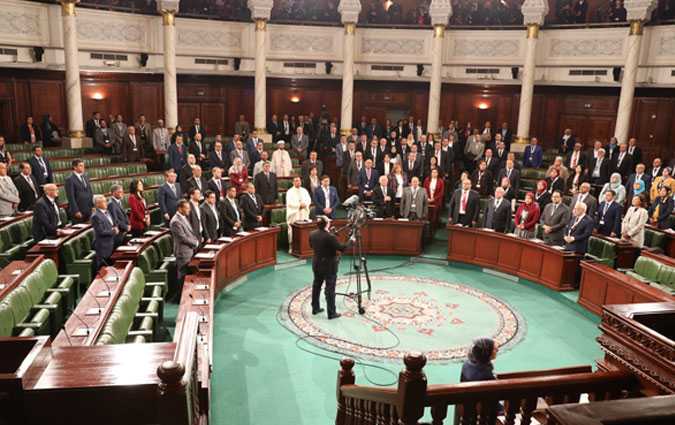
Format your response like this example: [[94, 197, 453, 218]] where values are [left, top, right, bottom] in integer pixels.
[[334, 224, 372, 315]]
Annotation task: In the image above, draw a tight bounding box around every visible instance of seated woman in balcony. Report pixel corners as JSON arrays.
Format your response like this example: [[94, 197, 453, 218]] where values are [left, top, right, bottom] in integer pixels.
[[514, 192, 541, 239]]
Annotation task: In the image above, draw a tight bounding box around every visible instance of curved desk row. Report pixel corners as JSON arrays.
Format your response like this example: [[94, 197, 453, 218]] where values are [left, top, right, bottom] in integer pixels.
[[291, 219, 425, 258], [446, 225, 580, 291]]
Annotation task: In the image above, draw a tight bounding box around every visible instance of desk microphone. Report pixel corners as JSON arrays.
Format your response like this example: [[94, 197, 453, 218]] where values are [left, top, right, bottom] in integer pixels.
[[89, 287, 104, 315], [189, 292, 209, 323], [60, 324, 73, 346], [67, 308, 92, 337], [98, 258, 119, 297]]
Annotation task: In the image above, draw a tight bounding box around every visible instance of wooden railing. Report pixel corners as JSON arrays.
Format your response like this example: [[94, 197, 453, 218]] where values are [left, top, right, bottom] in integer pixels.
[[157, 311, 202, 425], [336, 353, 639, 425]]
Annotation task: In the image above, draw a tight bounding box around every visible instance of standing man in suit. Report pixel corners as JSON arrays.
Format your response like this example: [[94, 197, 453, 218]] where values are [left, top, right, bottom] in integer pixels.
[[482, 187, 511, 233], [496, 159, 521, 195], [523, 137, 543, 168], [267, 114, 282, 143], [291, 126, 309, 160], [541, 191, 570, 245], [626, 163, 651, 201], [313, 175, 339, 219], [239, 183, 264, 230], [595, 190, 622, 237], [309, 216, 352, 319], [471, 160, 494, 198], [31, 184, 63, 242], [373, 175, 394, 218], [611, 142, 633, 182], [403, 152, 423, 180], [589, 148, 610, 185], [189, 133, 207, 166], [158, 169, 182, 224], [85, 112, 101, 138], [207, 167, 227, 201], [122, 126, 142, 163], [570, 182, 598, 216], [627, 137, 642, 166], [108, 184, 129, 246], [91, 195, 118, 270], [14, 162, 40, 212], [233, 115, 250, 139], [219, 185, 243, 236], [229, 140, 251, 169], [188, 117, 207, 142], [559, 128, 575, 155], [254, 162, 278, 205], [170, 200, 200, 293], [185, 165, 207, 199], [200, 190, 221, 242], [135, 114, 153, 158], [187, 188, 203, 241], [357, 159, 379, 201], [0, 162, 20, 216], [301, 151, 324, 180], [168, 135, 187, 176], [499, 122, 512, 152], [209, 140, 229, 171], [65, 159, 93, 223], [449, 178, 480, 227], [346, 151, 364, 192], [564, 202, 594, 254], [566, 142, 586, 171], [152, 119, 170, 170], [28, 146, 53, 186], [400, 177, 428, 220], [110, 114, 127, 158]]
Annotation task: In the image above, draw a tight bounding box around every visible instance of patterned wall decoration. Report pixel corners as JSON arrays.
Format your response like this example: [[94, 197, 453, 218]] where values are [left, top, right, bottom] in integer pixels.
[[656, 34, 675, 57], [270, 33, 333, 53], [550, 38, 623, 57], [0, 10, 41, 39], [178, 29, 242, 50], [361, 38, 424, 55], [453, 39, 520, 57], [78, 19, 144, 43]]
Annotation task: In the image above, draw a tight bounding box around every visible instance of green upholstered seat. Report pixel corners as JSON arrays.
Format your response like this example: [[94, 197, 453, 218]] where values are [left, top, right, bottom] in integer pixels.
[[644, 228, 666, 251], [625, 256, 662, 283], [96, 267, 147, 345], [521, 168, 546, 180], [0, 285, 50, 337], [585, 237, 615, 267], [61, 230, 95, 288]]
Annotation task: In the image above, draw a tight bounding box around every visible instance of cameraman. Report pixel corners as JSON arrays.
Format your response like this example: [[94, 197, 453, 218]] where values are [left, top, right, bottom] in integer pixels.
[[309, 216, 353, 320]]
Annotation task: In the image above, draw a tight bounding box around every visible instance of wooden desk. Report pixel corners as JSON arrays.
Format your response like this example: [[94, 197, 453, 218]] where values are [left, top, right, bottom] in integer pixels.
[[26, 224, 92, 269], [0, 256, 43, 301], [291, 219, 425, 258], [189, 227, 279, 293], [447, 225, 580, 291], [110, 229, 170, 263], [592, 233, 640, 268], [647, 225, 675, 258], [578, 261, 673, 316], [52, 262, 133, 347]]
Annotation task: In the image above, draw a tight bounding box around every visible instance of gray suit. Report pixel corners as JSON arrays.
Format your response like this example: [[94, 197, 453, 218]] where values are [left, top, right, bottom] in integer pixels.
[[170, 212, 200, 280], [229, 149, 250, 168], [400, 186, 428, 220], [0, 176, 20, 216], [291, 134, 309, 158], [570, 193, 598, 217], [540, 202, 570, 246], [110, 122, 127, 155]]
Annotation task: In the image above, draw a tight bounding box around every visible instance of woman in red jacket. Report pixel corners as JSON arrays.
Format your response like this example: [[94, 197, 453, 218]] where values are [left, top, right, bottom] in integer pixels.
[[228, 157, 249, 195], [128, 179, 150, 237], [514, 192, 540, 239], [423, 167, 445, 226]]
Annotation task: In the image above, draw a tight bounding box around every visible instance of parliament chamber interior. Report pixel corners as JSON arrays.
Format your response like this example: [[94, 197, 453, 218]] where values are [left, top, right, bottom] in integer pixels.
[[0, 0, 675, 424]]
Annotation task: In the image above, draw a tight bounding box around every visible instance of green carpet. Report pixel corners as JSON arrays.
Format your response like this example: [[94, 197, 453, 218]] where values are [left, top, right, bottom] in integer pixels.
[[210, 256, 602, 425]]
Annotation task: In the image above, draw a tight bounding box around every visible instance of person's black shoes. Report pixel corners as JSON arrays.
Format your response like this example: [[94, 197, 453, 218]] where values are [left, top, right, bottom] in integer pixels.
[[312, 308, 325, 315], [328, 313, 341, 320]]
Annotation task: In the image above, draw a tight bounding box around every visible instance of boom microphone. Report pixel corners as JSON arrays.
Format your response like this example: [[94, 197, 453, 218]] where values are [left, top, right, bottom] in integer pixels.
[[342, 195, 360, 209]]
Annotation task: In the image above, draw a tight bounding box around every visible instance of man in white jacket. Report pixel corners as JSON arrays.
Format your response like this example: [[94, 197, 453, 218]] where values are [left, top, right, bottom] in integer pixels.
[[0, 162, 20, 216], [271, 141, 293, 177], [286, 176, 312, 250]]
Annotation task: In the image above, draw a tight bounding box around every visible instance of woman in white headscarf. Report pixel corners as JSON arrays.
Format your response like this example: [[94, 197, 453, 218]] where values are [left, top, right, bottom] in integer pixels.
[[600, 172, 626, 205]]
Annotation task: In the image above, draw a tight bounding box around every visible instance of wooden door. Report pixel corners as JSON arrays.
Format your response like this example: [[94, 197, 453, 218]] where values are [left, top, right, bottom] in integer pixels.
[[200, 103, 226, 137], [178, 103, 200, 130]]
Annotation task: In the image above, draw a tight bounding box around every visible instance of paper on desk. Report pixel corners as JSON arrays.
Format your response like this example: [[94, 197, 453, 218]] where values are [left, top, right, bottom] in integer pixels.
[[255, 227, 270, 231], [116, 246, 138, 251], [397, 218, 409, 222], [551, 245, 565, 250], [11, 269, 22, 276], [38, 239, 60, 245], [218, 237, 234, 242], [482, 228, 495, 232], [531, 238, 544, 243], [129, 238, 149, 244], [71, 223, 89, 229], [195, 252, 216, 259], [144, 230, 161, 236], [237, 231, 252, 236], [372, 217, 384, 221], [203, 244, 224, 250]]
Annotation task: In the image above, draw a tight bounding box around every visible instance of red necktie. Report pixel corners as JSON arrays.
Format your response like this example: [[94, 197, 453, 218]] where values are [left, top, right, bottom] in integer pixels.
[[461, 191, 468, 210]]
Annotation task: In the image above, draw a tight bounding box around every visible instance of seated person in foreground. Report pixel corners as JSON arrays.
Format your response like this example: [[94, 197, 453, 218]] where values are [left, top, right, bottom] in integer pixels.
[[564, 202, 594, 254]]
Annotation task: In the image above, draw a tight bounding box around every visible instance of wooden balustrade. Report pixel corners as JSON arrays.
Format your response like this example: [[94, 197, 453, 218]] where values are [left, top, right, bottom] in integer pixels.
[[157, 311, 202, 425], [336, 354, 639, 425]]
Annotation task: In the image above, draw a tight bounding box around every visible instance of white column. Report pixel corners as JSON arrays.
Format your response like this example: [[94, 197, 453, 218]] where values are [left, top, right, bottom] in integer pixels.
[[254, 19, 268, 135], [613, 20, 643, 144], [338, 0, 361, 136], [158, 3, 178, 132], [340, 23, 356, 135], [426, 25, 444, 137], [515, 23, 539, 148], [60, 0, 84, 138], [426, 0, 451, 137]]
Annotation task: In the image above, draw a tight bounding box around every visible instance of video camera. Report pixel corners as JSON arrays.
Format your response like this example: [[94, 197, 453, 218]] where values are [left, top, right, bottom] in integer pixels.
[[342, 195, 377, 230]]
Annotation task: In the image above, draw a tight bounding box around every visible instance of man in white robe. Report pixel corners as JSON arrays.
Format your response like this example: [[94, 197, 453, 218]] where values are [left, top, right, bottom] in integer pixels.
[[286, 175, 312, 250], [271, 141, 293, 177]]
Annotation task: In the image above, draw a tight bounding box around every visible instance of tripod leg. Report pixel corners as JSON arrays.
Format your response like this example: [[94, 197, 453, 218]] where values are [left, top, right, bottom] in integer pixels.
[[361, 257, 372, 300]]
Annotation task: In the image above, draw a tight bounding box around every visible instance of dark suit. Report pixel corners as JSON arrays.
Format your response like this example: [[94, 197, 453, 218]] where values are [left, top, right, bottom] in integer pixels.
[[91, 209, 116, 269], [13, 173, 40, 212], [309, 228, 349, 317], [254, 172, 278, 205], [482, 197, 511, 233], [588, 157, 610, 185], [403, 159, 423, 179], [187, 202, 203, 241], [313, 185, 339, 218], [611, 153, 633, 180], [158, 182, 181, 222], [648, 197, 674, 229], [483, 157, 499, 179], [471, 170, 493, 197], [239, 192, 264, 230], [122, 135, 142, 162], [208, 150, 229, 170], [168, 144, 187, 173], [565, 150, 587, 171], [559, 135, 576, 154], [523, 145, 543, 168], [65, 173, 94, 222], [357, 168, 379, 199], [496, 168, 520, 195], [32, 196, 60, 242], [627, 146, 642, 166], [218, 197, 243, 236], [564, 214, 594, 254], [188, 125, 207, 142], [625, 173, 651, 200], [188, 140, 207, 163], [448, 189, 480, 226], [595, 201, 622, 236], [541, 203, 570, 246], [28, 155, 53, 186], [570, 193, 598, 217], [207, 178, 227, 201], [200, 203, 221, 241], [267, 121, 282, 142], [108, 198, 129, 245], [372, 185, 395, 218], [301, 159, 324, 180], [185, 176, 208, 196]]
